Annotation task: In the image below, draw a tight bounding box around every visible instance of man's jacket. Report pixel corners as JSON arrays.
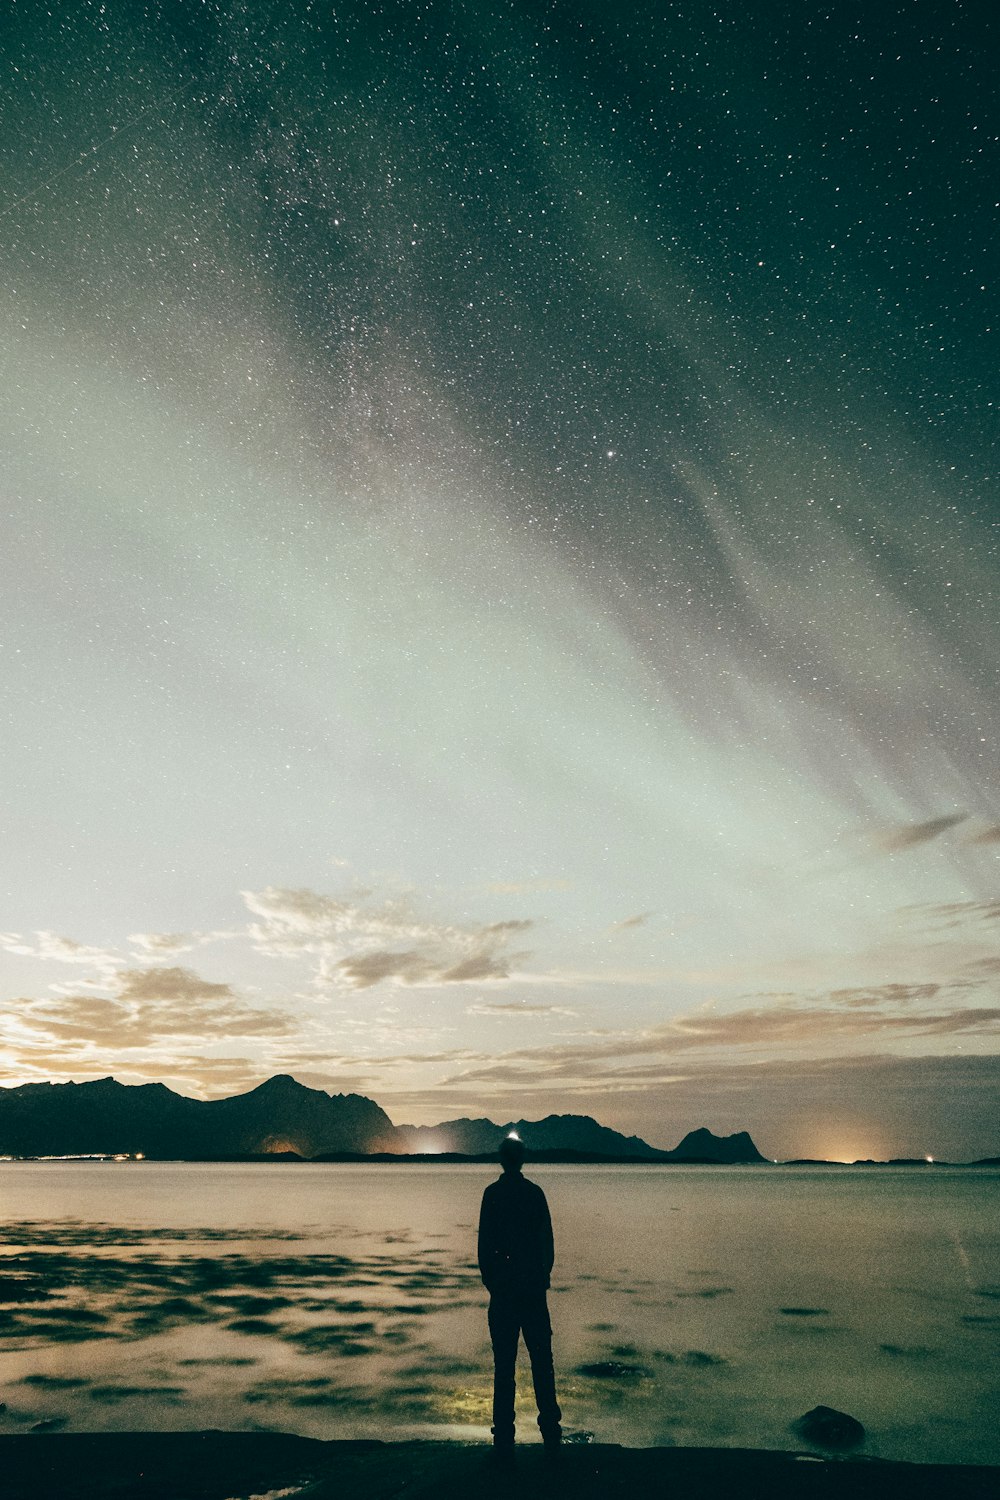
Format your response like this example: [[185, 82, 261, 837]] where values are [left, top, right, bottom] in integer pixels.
[[478, 1172, 554, 1296]]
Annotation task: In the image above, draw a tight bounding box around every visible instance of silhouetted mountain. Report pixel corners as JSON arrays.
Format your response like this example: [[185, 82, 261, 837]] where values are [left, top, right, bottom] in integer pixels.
[[0, 1076, 768, 1162], [0, 1075, 400, 1159], [397, 1112, 671, 1158], [668, 1127, 768, 1163], [398, 1114, 767, 1163], [396, 1113, 667, 1158], [0, 1078, 197, 1158], [203, 1075, 399, 1156]]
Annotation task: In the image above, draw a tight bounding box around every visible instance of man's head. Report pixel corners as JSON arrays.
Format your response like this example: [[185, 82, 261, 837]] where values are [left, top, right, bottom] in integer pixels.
[[499, 1135, 525, 1174]]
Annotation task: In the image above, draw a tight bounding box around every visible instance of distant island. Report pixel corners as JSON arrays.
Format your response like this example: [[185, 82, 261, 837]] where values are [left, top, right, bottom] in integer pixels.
[[0, 1074, 768, 1163]]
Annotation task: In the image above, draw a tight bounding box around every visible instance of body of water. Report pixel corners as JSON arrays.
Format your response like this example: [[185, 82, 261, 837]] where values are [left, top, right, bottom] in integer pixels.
[[0, 1162, 996, 1464]]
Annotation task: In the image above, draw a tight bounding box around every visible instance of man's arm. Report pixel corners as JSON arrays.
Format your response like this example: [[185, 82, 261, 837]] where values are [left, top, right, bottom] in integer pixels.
[[477, 1187, 497, 1290], [538, 1188, 554, 1285]]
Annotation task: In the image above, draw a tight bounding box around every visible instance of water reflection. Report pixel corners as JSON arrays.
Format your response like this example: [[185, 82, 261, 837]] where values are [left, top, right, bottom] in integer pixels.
[[0, 1164, 997, 1464]]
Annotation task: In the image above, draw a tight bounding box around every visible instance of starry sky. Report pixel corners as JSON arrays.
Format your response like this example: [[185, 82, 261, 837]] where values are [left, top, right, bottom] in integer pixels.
[[1, 0, 997, 1159]]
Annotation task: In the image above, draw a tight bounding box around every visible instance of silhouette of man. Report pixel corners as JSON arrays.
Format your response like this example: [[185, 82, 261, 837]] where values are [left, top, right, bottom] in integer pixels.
[[478, 1135, 562, 1455]]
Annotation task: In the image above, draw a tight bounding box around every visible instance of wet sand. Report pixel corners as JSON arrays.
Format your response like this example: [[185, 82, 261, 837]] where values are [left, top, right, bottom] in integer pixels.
[[2, 1432, 997, 1500]]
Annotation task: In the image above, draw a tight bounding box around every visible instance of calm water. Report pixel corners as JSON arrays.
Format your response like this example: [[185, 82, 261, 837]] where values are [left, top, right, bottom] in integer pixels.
[[0, 1163, 996, 1465]]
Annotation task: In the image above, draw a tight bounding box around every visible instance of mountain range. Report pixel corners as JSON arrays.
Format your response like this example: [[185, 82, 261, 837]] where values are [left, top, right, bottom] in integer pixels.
[[396, 1115, 765, 1163], [0, 1074, 767, 1163]]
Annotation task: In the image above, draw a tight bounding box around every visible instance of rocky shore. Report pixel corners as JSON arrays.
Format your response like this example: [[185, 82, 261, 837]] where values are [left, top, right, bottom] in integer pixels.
[[2, 1432, 997, 1500]]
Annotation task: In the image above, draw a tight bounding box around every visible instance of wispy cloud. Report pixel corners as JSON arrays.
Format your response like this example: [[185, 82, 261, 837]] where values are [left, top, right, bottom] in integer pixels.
[[966, 823, 1000, 846], [0, 931, 122, 985], [429, 1009, 1000, 1098], [243, 886, 534, 990], [872, 813, 968, 853], [1, 965, 295, 1054], [332, 981, 1000, 1099], [127, 932, 197, 957], [963, 956, 1000, 978], [823, 982, 942, 1008], [465, 1000, 578, 1019], [907, 899, 1000, 930], [127, 930, 235, 958], [444, 1000, 1000, 1086]]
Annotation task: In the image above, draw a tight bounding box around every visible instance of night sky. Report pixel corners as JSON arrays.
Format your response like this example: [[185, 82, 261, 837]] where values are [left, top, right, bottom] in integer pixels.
[[1, 1, 997, 1159]]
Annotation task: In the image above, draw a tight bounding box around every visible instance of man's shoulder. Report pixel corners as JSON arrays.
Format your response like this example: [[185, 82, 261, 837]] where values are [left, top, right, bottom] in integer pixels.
[[481, 1173, 540, 1192], [481, 1172, 547, 1201], [509, 1174, 549, 1205]]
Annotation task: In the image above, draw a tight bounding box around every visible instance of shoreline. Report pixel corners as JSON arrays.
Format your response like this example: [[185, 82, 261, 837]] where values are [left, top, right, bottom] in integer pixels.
[[2, 1432, 998, 1500], [3, 1153, 999, 1166]]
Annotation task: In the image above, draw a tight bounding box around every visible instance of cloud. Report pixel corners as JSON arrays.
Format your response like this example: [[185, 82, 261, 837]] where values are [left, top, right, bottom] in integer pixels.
[[0, 931, 122, 983], [0, 928, 244, 1010], [125, 931, 238, 958], [439, 954, 514, 982], [451, 1002, 1000, 1082], [873, 813, 968, 853], [908, 899, 1000, 930], [349, 987, 1000, 1099], [242, 885, 534, 990], [243, 887, 372, 942], [967, 824, 1000, 846], [127, 932, 197, 957], [1, 965, 295, 1053], [824, 983, 941, 1008], [465, 1001, 578, 1019], [964, 956, 1000, 978], [642, 995, 998, 1053], [335, 949, 439, 988], [117, 967, 235, 1002]]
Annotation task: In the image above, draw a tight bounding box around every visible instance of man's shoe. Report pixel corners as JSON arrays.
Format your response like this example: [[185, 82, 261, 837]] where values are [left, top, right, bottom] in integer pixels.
[[489, 1444, 515, 1472]]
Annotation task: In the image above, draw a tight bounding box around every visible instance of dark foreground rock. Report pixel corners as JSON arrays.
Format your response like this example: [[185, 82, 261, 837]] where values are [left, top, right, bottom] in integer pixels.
[[1, 1433, 997, 1500]]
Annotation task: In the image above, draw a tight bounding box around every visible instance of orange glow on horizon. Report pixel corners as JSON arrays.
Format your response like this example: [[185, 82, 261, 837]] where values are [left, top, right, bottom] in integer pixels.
[[800, 1125, 893, 1163]]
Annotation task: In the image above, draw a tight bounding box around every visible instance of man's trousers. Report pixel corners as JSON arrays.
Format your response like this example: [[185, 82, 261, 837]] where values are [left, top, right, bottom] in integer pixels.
[[488, 1289, 562, 1445]]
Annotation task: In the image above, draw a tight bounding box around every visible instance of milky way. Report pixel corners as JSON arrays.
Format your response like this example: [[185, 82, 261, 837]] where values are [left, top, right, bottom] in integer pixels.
[[1, 2, 997, 1156]]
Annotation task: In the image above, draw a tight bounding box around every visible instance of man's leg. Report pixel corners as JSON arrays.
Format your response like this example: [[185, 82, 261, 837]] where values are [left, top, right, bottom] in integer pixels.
[[487, 1295, 519, 1447], [520, 1292, 562, 1444]]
